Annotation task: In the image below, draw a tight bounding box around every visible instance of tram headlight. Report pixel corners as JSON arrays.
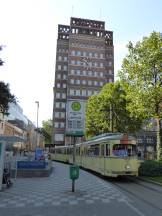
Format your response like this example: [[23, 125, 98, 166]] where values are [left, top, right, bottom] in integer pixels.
[[125, 164, 130, 170]]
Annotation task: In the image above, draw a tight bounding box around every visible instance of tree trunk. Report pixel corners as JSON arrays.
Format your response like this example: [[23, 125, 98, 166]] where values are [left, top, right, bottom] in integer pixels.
[[156, 117, 162, 161]]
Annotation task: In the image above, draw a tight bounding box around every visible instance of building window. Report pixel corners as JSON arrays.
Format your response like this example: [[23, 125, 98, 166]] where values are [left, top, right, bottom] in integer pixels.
[[55, 102, 60, 108], [83, 51, 86, 57], [100, 62, 103, 68], [63, 74, 67, 79], [94, 53, 98, 58], [70, 89, 74, 95], [60, 122, 65, 128], [70, 70, 75, 75], [109, 69, 112, 75], [55, 122, 59, 128], [64, 56, 67, 61], [88, 80, 92, 85], [83, 71, 86, 76], [62, 93, 66, 99], [87, 90, 92, 96], [82, 89, 86, 96], [77, 51, 81, 56], [60, 112, 65, 118], [109, 61, 112, 66], [63, 83, 66, 88], [56, 92, 60, 98], [100, 53, 104, 58], [60, 102, 66, 108], [82, 80, 86, 85], [71, 50, 75, 55], [93, 90, 98, 95], [63, 65, 67, 71], [89, 52, 92, 57], [58, 65, 61, 70], [100, 72, 103, 77], [76, 90, 80, 96], [55, 134, 64, 141], [56, 83, 61, 88], [94, 81, 98, 86], [58, 56, 62, 61], [109, 78, 112, 82], [71, 60, 75, 65], [76, 70, 80, 75], [70, 79, 74, 84], [55, 112, 59, 118], [76, 80, 80, 84], [56, 74, 61, 79], [88, 71, 92, 76]]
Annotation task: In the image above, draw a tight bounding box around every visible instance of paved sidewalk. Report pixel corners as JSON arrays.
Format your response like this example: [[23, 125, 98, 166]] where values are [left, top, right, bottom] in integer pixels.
[[0, 162, 145, 216]]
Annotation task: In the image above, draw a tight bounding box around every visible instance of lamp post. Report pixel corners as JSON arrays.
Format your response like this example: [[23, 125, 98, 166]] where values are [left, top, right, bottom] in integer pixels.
[[35, 101, 39, 147]]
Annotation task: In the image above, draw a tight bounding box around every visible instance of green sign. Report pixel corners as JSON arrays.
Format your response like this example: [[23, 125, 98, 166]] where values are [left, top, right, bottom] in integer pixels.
[[66, 131, 84, 137], [70, 165, 79, 180], [71, 102, 81, 111]]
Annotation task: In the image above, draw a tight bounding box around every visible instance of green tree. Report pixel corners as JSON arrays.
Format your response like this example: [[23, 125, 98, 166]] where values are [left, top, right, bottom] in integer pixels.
[[40, 119, 52, 144], [118, 31, 162, 160], [0, 82, 16, 115], [0, 45, 4, 66], [0, 45, 16, 114], [85, 81, 143, 138]]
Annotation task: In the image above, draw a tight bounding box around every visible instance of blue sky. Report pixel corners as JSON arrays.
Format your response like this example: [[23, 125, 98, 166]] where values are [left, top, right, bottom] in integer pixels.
[[0, 0, 162, 126]]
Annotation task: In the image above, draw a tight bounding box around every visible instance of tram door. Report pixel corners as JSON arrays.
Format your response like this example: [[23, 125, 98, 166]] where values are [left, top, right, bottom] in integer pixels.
[[104, 144, 111, 175], [100, 144, 105, 175]]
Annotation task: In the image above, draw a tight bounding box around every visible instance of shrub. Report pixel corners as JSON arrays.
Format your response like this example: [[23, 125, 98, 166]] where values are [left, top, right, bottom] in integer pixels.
[[139, 160, 162, 176]]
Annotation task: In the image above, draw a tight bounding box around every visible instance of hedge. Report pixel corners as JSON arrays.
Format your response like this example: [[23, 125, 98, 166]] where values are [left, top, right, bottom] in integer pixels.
[[139, 160, 162, 176]]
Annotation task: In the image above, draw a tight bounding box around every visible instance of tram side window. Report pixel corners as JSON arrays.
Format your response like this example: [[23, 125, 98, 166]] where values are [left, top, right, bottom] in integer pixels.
[[112, 144, 136, 157], [76, 147, 80, 155], [87, 145, 100, 156], [101, 145, 104, 156], [105, 144, 110, 156]]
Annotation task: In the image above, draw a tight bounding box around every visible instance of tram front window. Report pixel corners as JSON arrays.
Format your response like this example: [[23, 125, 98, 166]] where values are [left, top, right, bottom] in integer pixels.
[[112, 144, 136, 157]]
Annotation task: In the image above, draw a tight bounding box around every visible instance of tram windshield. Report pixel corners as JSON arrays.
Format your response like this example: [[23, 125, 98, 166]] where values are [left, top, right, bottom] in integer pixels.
[[112, 144, 136, 157]]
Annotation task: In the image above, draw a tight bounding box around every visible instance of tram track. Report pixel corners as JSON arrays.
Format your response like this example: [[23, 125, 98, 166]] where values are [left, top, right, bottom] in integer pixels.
[[80, 167, 162, 212], [105, 176, 162, 212]]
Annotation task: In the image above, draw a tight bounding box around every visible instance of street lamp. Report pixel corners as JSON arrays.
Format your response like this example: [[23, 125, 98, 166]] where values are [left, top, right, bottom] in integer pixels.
[[35, 101, 39, 147]]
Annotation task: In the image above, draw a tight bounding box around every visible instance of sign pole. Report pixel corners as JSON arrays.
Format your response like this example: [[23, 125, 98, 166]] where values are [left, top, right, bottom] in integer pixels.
[[72, 136, 76, 192]]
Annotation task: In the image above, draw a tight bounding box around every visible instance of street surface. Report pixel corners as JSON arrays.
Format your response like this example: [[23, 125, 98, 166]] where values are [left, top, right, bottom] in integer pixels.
[[0, 161, 161, 216]]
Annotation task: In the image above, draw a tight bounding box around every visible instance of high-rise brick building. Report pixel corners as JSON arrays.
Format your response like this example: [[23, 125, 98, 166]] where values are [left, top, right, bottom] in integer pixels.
[[52, 17, 114, 146]]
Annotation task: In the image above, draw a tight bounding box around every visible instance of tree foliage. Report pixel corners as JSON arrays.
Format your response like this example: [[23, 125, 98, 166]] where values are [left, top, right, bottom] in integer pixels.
[[85, 81, 143, 138], [40, 119, 52, 144], [0, 45, 16, 115], [118, 31, 162, 160], [0, 45, 4, 66], [0, 82, 16, 115]]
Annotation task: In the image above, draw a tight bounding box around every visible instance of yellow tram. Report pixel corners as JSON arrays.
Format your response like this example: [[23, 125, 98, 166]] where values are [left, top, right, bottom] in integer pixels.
[[50, 133, 140, 177]]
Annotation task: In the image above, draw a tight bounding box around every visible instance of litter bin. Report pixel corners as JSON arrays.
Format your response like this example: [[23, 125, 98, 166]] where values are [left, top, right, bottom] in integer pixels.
[[70, 165, 79, 180]]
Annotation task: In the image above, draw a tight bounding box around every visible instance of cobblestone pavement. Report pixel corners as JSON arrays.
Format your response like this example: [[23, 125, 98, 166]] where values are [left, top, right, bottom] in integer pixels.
[[0, 162, 128, 208], [0, 162, 147, 216]]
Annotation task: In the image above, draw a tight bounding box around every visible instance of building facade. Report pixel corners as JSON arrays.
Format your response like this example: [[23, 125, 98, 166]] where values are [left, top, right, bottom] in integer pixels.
[[1, 103, 44, 151], [52, 17, 114, 146]]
